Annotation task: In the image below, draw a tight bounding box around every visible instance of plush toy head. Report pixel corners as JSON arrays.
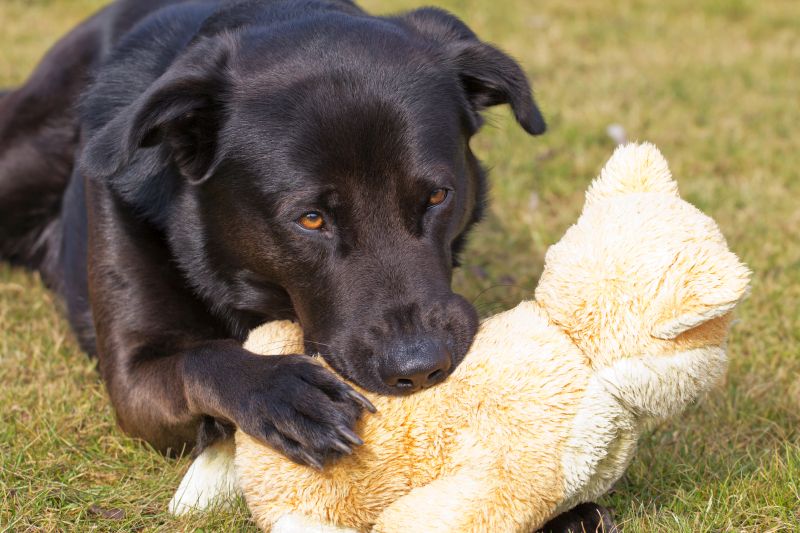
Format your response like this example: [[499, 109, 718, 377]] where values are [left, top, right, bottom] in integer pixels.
[[171, 143, 750, 533], [538, 143, 749, 364]]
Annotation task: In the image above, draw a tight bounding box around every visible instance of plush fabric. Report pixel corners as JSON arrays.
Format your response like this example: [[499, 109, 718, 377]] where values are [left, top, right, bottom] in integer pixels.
[[170, 143, 751, 532]]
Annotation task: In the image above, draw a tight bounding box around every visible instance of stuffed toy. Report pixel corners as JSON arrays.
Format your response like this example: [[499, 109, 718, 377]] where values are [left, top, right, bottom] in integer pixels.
[[169, 143, 751, 532]]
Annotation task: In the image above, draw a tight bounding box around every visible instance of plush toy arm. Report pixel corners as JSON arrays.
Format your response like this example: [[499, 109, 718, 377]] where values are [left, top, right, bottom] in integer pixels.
[[372, 472, 552, 533]]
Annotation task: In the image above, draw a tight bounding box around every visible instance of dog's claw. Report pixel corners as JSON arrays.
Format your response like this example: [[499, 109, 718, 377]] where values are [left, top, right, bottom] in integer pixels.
[[331, 439, 353, 455], [337, 425, 364, 446], [347, 389, 377, 413], [299, 451, 324, 471]]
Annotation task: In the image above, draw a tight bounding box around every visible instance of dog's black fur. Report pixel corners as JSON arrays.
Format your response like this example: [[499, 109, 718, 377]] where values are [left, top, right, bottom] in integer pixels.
[[1, 1, 621, 528], [5, 0, 549, 460]]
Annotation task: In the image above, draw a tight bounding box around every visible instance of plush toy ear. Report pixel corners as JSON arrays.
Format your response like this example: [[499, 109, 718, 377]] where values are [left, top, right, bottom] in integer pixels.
[[585, 142, 678, 207], [397, 8, 546, 135], [650, 246, 751, 340], [80, 37, 233, 184]]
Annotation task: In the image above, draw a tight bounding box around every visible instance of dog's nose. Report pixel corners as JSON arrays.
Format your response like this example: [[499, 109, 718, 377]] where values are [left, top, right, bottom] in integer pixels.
[[380, 336, 452, 393]]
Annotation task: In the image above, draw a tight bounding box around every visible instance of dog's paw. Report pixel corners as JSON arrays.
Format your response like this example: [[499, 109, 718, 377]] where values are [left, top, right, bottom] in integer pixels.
[[537, 502, 617, 533], [233, 355, 376, 468]]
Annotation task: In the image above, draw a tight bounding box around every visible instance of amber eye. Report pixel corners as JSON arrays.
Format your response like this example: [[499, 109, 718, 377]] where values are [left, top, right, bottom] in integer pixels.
[[297, 211, 325, 231], [428, 188, 448, 208]]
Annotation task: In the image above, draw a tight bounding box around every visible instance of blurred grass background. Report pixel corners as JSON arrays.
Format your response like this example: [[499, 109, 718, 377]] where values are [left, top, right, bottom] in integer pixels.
[[1, 0, 798, 531]]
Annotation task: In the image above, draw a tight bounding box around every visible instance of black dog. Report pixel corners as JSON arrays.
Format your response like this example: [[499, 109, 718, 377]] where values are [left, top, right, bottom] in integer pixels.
[[1, 0, 613, 528], [3, 0, 546, 457]]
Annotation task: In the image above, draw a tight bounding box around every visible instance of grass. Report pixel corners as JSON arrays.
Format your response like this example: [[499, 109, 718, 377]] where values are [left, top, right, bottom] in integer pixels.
[[1, 0, 798, 531]]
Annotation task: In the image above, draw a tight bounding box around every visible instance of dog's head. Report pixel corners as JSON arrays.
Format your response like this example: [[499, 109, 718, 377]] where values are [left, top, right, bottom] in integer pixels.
[[81, 7, 545, 395]]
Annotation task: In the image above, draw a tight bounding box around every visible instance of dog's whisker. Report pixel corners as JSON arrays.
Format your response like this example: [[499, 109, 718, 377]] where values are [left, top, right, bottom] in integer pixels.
[[470, 283, 530, 305], [303, 339, 339, 354]]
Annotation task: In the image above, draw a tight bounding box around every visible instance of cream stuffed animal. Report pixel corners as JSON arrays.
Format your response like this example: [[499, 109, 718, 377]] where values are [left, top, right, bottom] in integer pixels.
[[170, 143, 750, 532]]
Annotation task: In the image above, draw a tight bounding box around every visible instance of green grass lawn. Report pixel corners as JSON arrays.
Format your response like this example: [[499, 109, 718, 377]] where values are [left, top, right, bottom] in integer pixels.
[[1, 0, 798, 531]]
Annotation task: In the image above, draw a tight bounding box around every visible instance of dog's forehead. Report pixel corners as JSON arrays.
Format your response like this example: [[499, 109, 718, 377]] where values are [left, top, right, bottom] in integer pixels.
[[227, 71, 467, 198], [232, 56, 465, 138]]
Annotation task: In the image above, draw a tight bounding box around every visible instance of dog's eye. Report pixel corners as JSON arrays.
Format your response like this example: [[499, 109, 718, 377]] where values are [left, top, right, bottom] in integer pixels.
[[297, 212, 325, 231], [427, 188, 448, 208]]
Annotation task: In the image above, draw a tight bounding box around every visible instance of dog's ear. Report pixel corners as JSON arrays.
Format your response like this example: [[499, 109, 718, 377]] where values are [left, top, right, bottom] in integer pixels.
[[398, 8, 546, 135], [81, 36, 234, 184]]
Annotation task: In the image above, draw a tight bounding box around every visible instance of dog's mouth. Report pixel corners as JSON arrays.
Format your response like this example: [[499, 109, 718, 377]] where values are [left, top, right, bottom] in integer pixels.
[[308, 328, 474, 397]]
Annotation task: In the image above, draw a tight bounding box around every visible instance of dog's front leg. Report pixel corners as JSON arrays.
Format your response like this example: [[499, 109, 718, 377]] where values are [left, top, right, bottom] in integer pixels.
[[86, 183, 372, 465], [95, 330, 372, 467]]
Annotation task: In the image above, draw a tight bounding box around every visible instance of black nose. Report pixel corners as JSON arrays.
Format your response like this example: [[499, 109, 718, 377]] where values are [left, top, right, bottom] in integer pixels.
[[380, 336, 452, 393]]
